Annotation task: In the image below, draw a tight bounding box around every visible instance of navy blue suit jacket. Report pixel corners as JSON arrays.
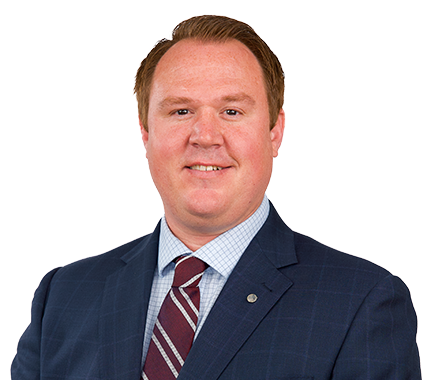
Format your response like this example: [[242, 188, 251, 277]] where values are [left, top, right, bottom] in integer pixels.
[[12, 204, 421, 379]]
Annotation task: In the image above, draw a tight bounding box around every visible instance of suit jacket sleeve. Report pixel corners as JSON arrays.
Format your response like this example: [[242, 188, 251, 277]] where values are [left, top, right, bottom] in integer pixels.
[[332, 274, 421, 379], [11, 268, 60, 380]]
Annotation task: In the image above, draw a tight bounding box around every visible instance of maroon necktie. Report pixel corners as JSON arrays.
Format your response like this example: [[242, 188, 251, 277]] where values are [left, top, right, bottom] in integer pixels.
[[142, 256, 208, 380]]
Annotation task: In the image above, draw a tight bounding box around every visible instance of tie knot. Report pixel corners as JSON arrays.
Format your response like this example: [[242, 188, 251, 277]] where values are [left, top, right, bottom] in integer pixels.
[[172, 256, 208, 288]]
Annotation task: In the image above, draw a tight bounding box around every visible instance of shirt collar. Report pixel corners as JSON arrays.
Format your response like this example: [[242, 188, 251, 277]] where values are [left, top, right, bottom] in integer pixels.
[[158, 195, 270, 280]]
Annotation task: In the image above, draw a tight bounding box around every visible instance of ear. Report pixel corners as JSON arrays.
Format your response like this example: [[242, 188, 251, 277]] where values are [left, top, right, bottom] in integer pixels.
[[139, 116, 149, 149], [270, 109, 285, 157]]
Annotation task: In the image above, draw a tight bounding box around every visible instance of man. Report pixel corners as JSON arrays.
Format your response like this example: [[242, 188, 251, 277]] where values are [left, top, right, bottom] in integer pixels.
[[12, 15, 421, 379]]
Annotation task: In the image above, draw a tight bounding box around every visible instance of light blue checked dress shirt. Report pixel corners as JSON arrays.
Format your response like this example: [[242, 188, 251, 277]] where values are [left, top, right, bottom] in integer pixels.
[[142, 195, 270, 366]]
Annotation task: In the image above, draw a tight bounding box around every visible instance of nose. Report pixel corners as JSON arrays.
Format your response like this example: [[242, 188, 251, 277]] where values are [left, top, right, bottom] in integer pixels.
[[189, 110, 224, 148]]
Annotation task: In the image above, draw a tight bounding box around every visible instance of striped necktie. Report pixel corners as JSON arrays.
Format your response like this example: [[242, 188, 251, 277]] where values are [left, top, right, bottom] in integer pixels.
[[142, 256, 208, 379]]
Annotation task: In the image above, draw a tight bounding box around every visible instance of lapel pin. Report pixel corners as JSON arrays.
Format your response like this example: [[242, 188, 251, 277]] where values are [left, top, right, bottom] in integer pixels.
[[247, 293, 258, 303]]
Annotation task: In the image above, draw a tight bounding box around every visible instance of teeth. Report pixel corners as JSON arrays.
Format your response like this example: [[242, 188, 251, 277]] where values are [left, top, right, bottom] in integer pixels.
[[190, 165, 223, 171]]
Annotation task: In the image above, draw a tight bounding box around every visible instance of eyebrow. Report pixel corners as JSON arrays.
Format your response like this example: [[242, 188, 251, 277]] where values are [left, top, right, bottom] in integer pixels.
[[158, 97, 194, 111], [221, 93, 256, 105], [158, 93, 256, 110]]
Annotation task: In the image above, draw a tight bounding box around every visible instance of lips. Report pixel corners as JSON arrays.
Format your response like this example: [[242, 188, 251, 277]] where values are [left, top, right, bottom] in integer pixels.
[[189, 164, 223, 171]]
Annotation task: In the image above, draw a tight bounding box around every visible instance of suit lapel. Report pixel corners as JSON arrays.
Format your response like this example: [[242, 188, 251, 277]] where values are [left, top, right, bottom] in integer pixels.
[[179, 204, 297, 380], [99, 223, 160, 380]]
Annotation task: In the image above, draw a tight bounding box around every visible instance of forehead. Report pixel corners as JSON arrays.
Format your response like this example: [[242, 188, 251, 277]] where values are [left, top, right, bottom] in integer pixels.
[[150, 39, 267, 101]]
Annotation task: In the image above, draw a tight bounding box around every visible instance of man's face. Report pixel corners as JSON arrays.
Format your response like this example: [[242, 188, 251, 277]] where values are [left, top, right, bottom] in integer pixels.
[[141, 39, 284, 241]]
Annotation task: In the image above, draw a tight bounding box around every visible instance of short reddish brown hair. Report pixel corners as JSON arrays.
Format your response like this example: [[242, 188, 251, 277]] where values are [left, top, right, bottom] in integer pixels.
[[134, 15, 285, 131]]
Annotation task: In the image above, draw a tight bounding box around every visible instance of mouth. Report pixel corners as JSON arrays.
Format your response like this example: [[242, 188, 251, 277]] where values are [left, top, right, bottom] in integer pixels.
[[188, 164, 223, 171]]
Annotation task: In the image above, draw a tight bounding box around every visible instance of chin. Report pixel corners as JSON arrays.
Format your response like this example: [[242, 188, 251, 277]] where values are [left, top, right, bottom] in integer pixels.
[[186, 199, 224, 218], [180, 188, 226, 215]]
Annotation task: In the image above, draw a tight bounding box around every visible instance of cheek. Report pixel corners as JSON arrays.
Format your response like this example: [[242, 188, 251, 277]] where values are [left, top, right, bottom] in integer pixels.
[[147, 129, 176, 159], [146, 132, 185, 182], [236, 129, 273, 162]]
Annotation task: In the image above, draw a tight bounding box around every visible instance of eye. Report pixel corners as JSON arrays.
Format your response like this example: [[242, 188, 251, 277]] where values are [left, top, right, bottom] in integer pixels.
[[225, 109, 239, 116], [176, 109, 189, 115]]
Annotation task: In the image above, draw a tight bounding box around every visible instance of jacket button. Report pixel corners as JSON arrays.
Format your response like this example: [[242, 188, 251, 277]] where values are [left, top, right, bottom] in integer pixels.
[[247, 294, 258, 303]]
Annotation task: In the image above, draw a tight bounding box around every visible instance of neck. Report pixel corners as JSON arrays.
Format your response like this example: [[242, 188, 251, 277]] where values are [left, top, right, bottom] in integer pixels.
[[163, 201, 264, 251], [165, 217, 232, 251], [167, 228, 220, 252]]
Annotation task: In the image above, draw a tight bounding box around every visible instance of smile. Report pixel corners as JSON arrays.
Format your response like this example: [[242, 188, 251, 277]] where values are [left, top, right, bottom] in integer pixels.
[[189, 165, 223, 171]]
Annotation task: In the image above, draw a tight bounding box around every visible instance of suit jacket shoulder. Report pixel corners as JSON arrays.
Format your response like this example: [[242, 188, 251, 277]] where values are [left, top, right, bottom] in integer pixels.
[[291, 230, 391, 290], [12, 225, 161, 380], [53, 233, 150, 279]]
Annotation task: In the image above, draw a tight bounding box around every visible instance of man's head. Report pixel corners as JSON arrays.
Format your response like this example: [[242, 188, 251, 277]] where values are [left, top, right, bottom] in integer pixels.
[[136, 16, 285, 250], [134, 15, 284, 131]]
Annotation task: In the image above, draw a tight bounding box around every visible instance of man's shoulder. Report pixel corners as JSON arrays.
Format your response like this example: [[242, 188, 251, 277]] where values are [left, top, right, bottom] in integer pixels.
[[52, 233, 155, 283], [265, 203, 391, 282], [291, 231, 392, 290], [293, 231, 391, 274]]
